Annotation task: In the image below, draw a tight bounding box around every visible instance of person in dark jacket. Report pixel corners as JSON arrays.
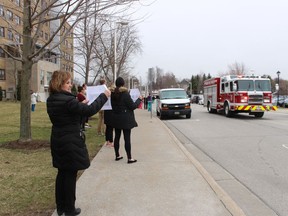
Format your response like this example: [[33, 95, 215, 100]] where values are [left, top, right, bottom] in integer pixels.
[[46, 70, 110, 216], [76, 86, 87, 131], [111, 77, 142, 164]]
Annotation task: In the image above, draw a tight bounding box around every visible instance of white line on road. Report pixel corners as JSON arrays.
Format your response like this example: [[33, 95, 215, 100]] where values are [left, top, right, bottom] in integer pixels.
[[282, 144, 288, 150]]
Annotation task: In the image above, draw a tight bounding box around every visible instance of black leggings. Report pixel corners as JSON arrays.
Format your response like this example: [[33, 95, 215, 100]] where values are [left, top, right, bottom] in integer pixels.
[[105, 125, 113, 142], [55, 169, 78, 212], [114, 128, 132, 159]]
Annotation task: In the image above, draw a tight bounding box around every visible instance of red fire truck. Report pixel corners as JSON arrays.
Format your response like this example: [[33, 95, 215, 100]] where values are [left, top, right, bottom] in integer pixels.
[[203, 74, 278, 118]]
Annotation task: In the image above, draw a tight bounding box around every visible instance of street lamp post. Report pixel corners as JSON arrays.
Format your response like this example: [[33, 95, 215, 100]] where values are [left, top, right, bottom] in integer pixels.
[[113, 21, 128, 84], [277, 71, 281, 106]]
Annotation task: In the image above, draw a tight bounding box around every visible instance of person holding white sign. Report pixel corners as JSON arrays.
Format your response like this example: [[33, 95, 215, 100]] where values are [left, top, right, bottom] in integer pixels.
[[46, 70, 111, 216], [111, 77, 142, 164], [97, 79, 106, 136]]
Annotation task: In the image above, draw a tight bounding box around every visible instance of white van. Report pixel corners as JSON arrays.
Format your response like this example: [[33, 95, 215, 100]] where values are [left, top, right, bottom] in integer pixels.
[[156, 88, 191, 119]]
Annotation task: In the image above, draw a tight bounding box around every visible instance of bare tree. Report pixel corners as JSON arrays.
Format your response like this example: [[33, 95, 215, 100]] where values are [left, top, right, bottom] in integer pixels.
[[227, 61, 247, 75], [91, 19, 142, 84], [2, 0, 140, 142], [73, 5, 110, 85], [73, 2, 143, 86], [155, 67, 164, 89]]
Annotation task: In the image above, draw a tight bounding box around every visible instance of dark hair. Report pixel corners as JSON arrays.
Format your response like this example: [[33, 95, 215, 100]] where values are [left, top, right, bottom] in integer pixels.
[[115, 77, 125, 87], [100, 79, 106, 85], [78, 86, 83, 92]]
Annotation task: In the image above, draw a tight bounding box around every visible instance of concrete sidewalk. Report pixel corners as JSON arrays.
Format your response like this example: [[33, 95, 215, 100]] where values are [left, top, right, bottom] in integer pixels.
[[52, 109, 246, 216]]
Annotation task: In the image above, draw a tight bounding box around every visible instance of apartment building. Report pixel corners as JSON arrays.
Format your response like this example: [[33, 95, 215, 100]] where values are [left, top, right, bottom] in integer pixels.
[[0, 0, 74, 102]]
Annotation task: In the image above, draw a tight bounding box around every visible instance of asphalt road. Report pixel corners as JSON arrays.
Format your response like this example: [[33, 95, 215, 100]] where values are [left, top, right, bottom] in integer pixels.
[[161, 105, 288, 216]]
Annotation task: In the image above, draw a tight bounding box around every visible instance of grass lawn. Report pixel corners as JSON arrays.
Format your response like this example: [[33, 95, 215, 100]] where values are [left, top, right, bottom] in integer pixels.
[[0, 101, 105, 216]]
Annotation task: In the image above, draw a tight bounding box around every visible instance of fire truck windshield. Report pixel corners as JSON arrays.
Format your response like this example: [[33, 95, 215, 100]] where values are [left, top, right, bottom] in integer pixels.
[[237, 80, 271, 91], [255, 80, 271, 91]]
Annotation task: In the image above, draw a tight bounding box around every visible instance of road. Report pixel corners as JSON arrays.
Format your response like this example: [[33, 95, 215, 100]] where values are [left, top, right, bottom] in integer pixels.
[[160, 105, 288, 216]]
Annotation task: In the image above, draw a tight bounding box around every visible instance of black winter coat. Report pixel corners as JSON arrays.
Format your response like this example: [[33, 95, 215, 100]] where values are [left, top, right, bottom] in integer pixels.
[[47, 91, 108, 171], [111, 87, 141, 129]]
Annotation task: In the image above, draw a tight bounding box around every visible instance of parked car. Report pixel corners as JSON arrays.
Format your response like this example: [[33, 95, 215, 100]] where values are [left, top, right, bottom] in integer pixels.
[[198, 97, 204, 105], [284, 98, 288, 108], [191, 95, 204, 105], [273, 96, 285, 106]]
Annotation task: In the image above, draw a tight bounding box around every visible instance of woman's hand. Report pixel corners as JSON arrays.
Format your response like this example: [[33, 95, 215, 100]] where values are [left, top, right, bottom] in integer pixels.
[[82, 99, 89, 104], [104, 89, 111, 98]]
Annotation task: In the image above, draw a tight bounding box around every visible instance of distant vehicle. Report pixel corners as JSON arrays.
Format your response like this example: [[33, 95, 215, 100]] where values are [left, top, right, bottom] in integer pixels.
[[273, 96, 285, 106], [156, 88, 191, 119], [191, 95, 204, 105], [284, 98, 288, 108], [191, 95, 199, 103], [198, 97, 204, 105]]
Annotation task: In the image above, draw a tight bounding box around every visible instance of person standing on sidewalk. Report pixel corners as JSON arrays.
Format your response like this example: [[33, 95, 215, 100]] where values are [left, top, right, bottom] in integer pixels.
[[147, 93, 152, 112], [104, 84, 115, 147], [111, 77, 142, 164], [46, 70, 110, 216], [76, 86, 88, 130], [97, 79, 106, 136], [81, 83, 92, 128]]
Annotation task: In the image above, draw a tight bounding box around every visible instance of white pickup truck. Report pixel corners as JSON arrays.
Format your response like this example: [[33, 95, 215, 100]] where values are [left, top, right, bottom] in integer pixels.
[[156, 88, 191, 119]]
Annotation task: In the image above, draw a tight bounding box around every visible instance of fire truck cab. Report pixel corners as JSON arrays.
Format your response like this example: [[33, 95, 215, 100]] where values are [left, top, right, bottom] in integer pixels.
[[203, 75, 277, 118]]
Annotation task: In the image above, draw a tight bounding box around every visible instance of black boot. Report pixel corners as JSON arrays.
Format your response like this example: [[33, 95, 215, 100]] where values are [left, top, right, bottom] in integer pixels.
[[64, 208, 81, 216], [57, 209, 64, 216]]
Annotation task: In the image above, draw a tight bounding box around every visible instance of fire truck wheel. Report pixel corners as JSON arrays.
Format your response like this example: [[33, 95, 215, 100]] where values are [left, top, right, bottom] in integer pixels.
[[224, 103, 233, 117], [254, 112, 264, 118], [207, 102, 216, 113]]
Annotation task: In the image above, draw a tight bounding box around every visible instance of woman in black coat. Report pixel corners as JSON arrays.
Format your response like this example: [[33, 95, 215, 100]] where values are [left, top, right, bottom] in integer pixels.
[[111, 77, 142, 164], [46, 70, 110, 216]]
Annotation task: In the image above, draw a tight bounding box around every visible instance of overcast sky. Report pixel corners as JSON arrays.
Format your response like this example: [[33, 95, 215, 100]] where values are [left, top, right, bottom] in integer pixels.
[[132, 0, 288, 82]]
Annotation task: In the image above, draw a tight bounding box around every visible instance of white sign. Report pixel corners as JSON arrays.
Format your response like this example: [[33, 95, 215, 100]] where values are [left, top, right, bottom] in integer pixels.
[[86, 85, 112, 110], [130, 88, 141, 102]]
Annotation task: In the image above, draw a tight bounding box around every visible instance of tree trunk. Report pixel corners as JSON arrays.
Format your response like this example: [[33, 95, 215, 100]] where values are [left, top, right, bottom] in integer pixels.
[[19, 62, 32, 142], [19, 0, 33, 142]]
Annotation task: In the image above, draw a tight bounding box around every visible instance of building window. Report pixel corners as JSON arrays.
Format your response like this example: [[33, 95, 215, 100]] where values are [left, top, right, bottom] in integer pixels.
[[46, 72, 52, 85], [0, 48, 5, 58], [15, 33, 21, 43], [1, 90, 6, 98], [8, 29, 13, 40], [0, 27, 4, 37], [7, 10, 13, 21], [14, 15, 21, 25], [40, 70, 44, 85], [0, 69, 5, 80], [0, 5, 4, 17], [15, 0, 21, 6]]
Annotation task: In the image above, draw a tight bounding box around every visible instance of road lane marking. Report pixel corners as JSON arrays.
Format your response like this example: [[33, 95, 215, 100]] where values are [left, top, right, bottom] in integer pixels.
[[282, 144, 288, 150]]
